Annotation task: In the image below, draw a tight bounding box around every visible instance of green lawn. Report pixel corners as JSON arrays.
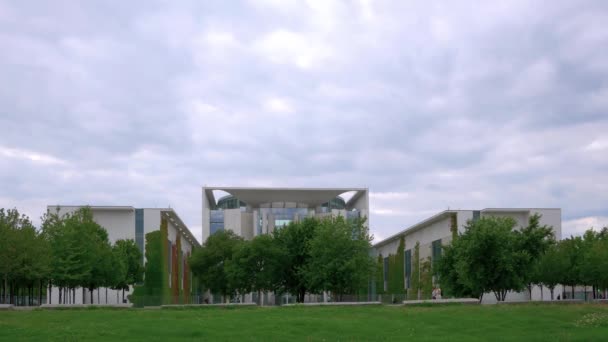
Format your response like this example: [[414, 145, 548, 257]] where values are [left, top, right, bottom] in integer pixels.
[[1, 304, 607, 341]]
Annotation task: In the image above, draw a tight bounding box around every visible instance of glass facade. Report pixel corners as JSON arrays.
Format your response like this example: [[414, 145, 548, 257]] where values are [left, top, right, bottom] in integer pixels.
[[210, 210, 224, 235], [216, 195, 247, 210], [432, 239, 442, 268], [256, 207, 310, 233], [135, 209, 144, 263], [321, 197, 346, 210], [210, 195, 361, 237], [346, 210, 360, 221], [472, 210, 480, 221]]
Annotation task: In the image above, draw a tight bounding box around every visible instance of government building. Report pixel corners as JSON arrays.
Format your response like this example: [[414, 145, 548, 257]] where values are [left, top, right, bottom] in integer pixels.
[[201, 187, 370, 241]]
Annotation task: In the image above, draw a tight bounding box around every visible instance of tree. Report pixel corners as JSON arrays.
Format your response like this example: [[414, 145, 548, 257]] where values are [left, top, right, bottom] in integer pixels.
[[272, 218, 318, 303], [305, 217, 374, 301], [112, 239, 143, 303], [450, 216, 521, 301], [515, 214, 555, 299], [0, 209, 51, 305], [558, 237, 583, 299], [409, 242, 421, 300], [536, 244, 567, 300], [226, 234, 284, 305], [436, 242, 481, 299], [190, 230, 243, 302]]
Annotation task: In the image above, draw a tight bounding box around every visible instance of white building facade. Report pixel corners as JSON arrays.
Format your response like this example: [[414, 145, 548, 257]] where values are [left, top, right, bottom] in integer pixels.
[[373, 208, 562, 303], [45, 205, 199, 305]]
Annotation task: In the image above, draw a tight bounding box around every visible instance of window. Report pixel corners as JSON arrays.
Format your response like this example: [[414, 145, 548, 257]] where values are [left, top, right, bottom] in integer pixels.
[[404, 249, 412, 289], [135, 209, 144, 264], [432, 239, 442, 268], [472, 210, 480, 222], [210, 210, 224, 235]]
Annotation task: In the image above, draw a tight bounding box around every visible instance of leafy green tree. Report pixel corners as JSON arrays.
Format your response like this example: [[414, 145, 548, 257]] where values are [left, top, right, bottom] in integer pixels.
[[110, 244, 127, 303], [43, 209, 92, 304], [190, 230, 243, 302], [451, 216, 521, 301], [515, 214, 555, 299], [0, 209, 51, 305], [558, 236, 583, 299], [305, 217, 373, 301], [536, 244, 568, 300], [226, 234, 284, 304], [272, 218, 318, 303], [436, 242, 481, 299], [112, 239, 143, 303]]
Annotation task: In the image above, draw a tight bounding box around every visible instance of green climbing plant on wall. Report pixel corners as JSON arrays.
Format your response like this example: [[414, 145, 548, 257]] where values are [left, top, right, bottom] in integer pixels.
[[450, 213, 458, 240], [420, 256, 433, 299], [409, 241, 421, 300], [160, 218, 171, 304], [387, 237, 405, 301], [375, 254, 384, 295]]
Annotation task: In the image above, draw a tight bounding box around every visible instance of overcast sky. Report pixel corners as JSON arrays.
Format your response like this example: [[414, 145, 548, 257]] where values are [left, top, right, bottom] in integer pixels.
[[1, 0, 607, 243]]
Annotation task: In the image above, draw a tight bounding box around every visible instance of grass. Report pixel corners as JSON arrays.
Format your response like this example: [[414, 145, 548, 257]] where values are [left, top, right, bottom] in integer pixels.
[[1, 303, 608, 341]]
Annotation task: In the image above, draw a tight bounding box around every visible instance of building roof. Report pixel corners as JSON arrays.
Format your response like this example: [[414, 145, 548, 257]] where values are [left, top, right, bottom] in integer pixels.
[[373, 210, 458, 248], [372, 208, 561, 248], [46, 205, 201, 248], [203, 186, 367, 208], [160, 208, 200, 248]]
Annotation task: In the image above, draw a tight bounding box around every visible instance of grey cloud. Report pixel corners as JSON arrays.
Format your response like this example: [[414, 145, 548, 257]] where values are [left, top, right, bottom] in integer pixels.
[[1, 0, 607, 242]]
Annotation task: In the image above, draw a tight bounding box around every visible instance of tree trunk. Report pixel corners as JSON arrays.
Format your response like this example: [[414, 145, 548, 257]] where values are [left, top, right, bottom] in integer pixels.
[[59, 286, 62, 304], [584, 285, 587, 301], [48, 283, 52, 304], [571, 285, 574, 299], [38, 281, 42, 306], [106, 288, 108, 304], [540, 285, 543, 301], [550, 287, 554, 300], [122, 288, 125, 303], [90, 288, 93, 304], [73, 288, 76, 304]]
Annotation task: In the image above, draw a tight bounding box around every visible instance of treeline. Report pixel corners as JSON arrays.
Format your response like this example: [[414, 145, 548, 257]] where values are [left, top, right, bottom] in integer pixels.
[[189, 216, 374, 303], [437, 214, 608, 301], [534, 228, 608, 300], [0, 208, 143, 305]]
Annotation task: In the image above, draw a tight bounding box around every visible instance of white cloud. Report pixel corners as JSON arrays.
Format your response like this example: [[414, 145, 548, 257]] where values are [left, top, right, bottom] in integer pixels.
[[0, 146, 66, 165], [585, 139, 608, 151], [253, 29, 332, 69], [563, 216, 608, 237], [263, 97, 294, 114]]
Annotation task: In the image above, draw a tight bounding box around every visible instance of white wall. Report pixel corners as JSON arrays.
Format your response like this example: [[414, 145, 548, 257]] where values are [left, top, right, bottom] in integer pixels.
[[374, 208, 564, 302], [202, 191, 211, 242]]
